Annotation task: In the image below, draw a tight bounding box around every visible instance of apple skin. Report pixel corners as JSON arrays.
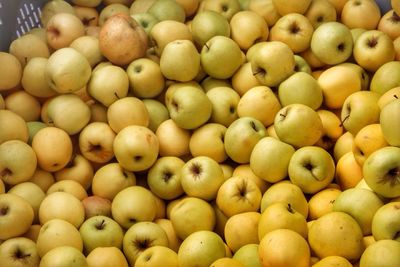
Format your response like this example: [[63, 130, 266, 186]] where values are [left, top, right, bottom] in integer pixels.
[[232, 243, 262, 267], [333, 188, 384, 235], [39, 246, 87, 267], [370, 61, 400, 95], [86, 246, 129, 267], [363, 146, 400, 198], [250, 136, 295, 183], [359, 239, 400, 267], [380, 99, 400, 147]]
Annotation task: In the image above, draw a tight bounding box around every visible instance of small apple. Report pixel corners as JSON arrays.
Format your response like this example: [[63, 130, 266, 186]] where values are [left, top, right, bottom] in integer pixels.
[[4, 90, 41, 122], [70, 36, 104, 68], [315, 109, 344, 150], [0, 109, 29, 144], [142, 99, 170, 132], [47, 180, 88, 201]]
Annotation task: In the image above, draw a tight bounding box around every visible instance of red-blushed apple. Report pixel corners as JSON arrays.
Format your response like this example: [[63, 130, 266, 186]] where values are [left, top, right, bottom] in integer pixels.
[[82, 195, 112, 219], [0, 193, 34, 240], [0, 237, 40, 267], [216, 176, 262, 217], [111, 186, 157, 229], [36, 218, 83, 258], [39, 191, 85, 228]]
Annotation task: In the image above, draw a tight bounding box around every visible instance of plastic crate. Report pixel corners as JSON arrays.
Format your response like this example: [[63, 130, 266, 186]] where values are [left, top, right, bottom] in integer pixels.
[[0, 0, 394, 52]]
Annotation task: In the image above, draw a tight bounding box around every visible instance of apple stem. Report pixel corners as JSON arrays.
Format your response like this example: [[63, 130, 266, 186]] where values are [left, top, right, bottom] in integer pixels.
[[204, 43, 210, 50], [394, 231, 400, 240], [394, 94, 398, 99], [114, 92, 120, 99], [287, 203, 295, 214], [339, 114, 350, 127]]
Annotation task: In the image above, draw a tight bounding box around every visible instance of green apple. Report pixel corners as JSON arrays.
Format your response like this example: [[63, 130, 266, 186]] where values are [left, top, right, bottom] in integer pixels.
[[111, 186, 157, 229], [363, 146, 400, 198], [232, 243, 262, 267], [148, 0, 186, 22], [191, 10, 230, 48], [26, 121, 47, 145], [170, 197, 216, 240], [142, 99, 170, 132], [333, 188, 384, 236], [216, 176, 262, 217], [237, 85, 282, 127], [288, 146, 335, 194], [250, 136, 295, 183], [370, 61, 400, 95], [0, 237, 40, 267], [131, 12, 159, 35], [353, 30, 395, 72], [147, 156, 185, 200], [88, 65, 129, 107], [98, 3, 130, 26], [380, 99, 400, 147], [47, 94, 91, 135], [178, 231, 225, 267], [127, 58, 165, 99], [113, 125, 159, 172], [201, 0, 241, 20], [341, 91, 381, 136], [180, 156, 225, 201], [310, 21, 353, 65], [201, 35, 244, 79], [294, 55, 312, 74], [274, 103, 323, 148], [250, 41, 295, 87], [166, 85, 212, 130], [45, 47, 91, 94], [224, 117, 267, 164], [371, 202, 400, 241], [206, 86, 240, 127], [359, 240, 400, 267], [79, 215, 124, 254], [160, 40, 200, 82], [278, 72, 323, 110]]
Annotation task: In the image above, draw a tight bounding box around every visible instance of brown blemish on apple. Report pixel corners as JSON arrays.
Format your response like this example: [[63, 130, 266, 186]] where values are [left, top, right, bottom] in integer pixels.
[[88, 143, 102, 153], [0, 205, 9, 216]]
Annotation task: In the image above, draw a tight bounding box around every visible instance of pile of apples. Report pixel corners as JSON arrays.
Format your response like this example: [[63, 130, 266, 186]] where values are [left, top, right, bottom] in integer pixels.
[[1, 0, 400, 266]]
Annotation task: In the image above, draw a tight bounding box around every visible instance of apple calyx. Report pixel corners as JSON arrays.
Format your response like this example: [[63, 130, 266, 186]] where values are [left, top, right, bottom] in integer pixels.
[[189, 163, 202, 180], [95, 219, 106, 230], [337, 42, 346, 52], [14, 248, 31, 259], [378, 167, 400, 187], [162, 171, 173, 183], [289, 22, 301, 34], [88, 143, 102, 153], [0, 205, 9, 216], [134, 238, 152, 250], [287, 203, 295, 214], [0, 168, 12, 180], [390, 11, 400, 23], [367, 37, 379, 48], [82, 17, 96, 26], [252, 67, 266, 78]]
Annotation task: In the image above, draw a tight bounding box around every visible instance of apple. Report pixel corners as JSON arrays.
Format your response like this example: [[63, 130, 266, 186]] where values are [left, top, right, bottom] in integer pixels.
[[21, 57, 57, 98], [370, 61, 400, 95], [27, 169, 55, 193], [380, 99, 400, 146], [79, 215, 124, 254], [40, 0, 76, 27], [169, 197, 216, 240], [166, 85, 212, 130], [4, 90, 41, 122], [232, 164, 270, 194], [353, 124, 389, 167], [258, 229, 310, 267], [39, 246, 87, 267], [113, 125, 159, 171], [154, 218, 182, 252], [333, 188, 384, 235], [111, 186, 157, 229], [190, 10, 230, 48], [81, 196, 112, 219], [147, 0, 186, 23], [86, 247, 129, 267], [46, 12, 85, 49], [70, 36, 104, 68], [248, 0, 280, 27], [54, 154, 94, 190], [180, 156, 225, 201], [308, 188, 342, 220], [0, 140, 37, 185], [371, 202, 400, 241], [36, 218, 83, 258], [231, 62, 263, 97], [178, 230, 226, 267], [99, 4, 130, 26], [19, 224, 42, 242], [353, 30, 395, 72], [201, 35, 244, 79], [335, 151, 364, 190], [229, 10, 269, 50], [73, 6, 99, 26], [305, 0, 337, 29], [160, 40, 200, 82], [363, 146, 400, 198], [341, 0, 381, 30], [293, 55, 312, 74], [0, 237, 40, 267], [315, 109, 344, 150], [313, 256, 353, 267], [278, 72, 323, 110], [155, 119, 190, 157], [206, 86, 240, 127], [250, 41, 295, 87], [79, 122, 116, 164], [142, 99, 170, 132], [272, 0, 311, 15], [127, 58, 165, 99], [0, 109, 29, 144], [122, 221, 169, 266], [135, 246, 178, 267], [45, 47, 91, 94], [39, 191, 85, 228], [216, 176, 262, 217], [310, 21, 353, 65], [274, 103, 323, 148], [249, 136, 295, 183], [308, 211, 364, 261], [232, 243, 262, 267], [378, 9, 400, 40], [260, 182, 309, 218], [99, 13, 148, 66], [9, 34, 50, 68], [359, 239, 400, 267], [0, 193, 34, 240], [47, 180, 88, 201], [378, 87, 400, 109]]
